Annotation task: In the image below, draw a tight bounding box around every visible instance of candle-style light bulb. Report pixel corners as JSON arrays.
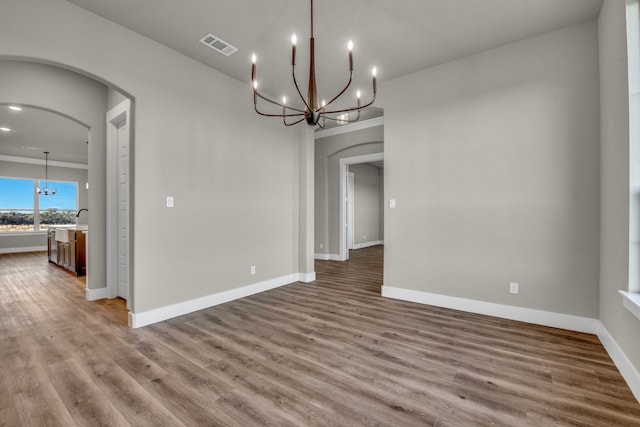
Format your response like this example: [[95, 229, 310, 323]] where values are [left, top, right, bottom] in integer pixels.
[[253, 80, 258, 90], [282, 96, 287, 104], [321, 99, 326, 108], [372, 67, 377, 94], [291, 34, 297, 66], [348, 40, 354, 71], [251, 54, 257, 81], [356, 90, 361, 99]]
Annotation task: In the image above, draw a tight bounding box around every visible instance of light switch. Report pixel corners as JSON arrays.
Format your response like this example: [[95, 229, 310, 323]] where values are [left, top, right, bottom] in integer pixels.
[[166, 196, 174, 208], [389, 199, 396, 209]]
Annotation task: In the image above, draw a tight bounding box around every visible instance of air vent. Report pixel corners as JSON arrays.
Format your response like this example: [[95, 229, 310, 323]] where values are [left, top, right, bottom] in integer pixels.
[[199, 33, 238, 56]]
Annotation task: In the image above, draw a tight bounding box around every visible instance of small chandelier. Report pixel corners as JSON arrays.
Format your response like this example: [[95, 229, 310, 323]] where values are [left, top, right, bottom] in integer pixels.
[[251, 0, 377, 128], [37, 151, 56, 196]]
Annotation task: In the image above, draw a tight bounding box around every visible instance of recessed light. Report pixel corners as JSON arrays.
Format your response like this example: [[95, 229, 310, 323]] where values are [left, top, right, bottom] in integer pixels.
[[0, 127, 11, 132], [8, 105, 22, 111]]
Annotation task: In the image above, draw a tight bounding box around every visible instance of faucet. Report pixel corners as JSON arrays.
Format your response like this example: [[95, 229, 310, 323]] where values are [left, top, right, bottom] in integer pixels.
[[76, 208, 88, 218]]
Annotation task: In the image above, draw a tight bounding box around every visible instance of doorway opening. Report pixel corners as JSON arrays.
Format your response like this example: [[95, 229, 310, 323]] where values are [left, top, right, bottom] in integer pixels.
[[339, 152, 384, 261]]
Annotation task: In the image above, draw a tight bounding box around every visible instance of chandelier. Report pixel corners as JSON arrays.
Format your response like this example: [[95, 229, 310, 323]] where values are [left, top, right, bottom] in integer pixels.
[[37, 151, 56, 196], [251, 0, 377, 127]]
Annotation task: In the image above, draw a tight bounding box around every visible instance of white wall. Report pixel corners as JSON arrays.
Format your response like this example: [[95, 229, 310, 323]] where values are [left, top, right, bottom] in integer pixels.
[[599, 0, 640, 380], [0, 0, 302, 316], [382, 20, 600, 318]]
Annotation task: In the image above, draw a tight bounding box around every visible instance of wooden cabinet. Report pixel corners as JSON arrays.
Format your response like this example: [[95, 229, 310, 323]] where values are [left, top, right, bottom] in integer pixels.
[[47, 228, 86, 276]]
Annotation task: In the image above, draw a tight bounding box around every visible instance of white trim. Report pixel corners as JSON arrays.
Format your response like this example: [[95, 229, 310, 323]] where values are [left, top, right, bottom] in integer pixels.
[[0, 245, 46, 254], [619, 290, 640, 322], [298, 272, 316, 283], [0, 231, 47, 237], [597, 322, 640, 402], [106, 99, 132, 306], [339, 152, 384, 262], [314, 253, 344, 261], [315, 116, 384, 139], [353, 240, 384, 250], [129, 273, 301, 328], [0, 154, 88, 169], [381, 286, 598, 334], [86, 286, 111, 301]]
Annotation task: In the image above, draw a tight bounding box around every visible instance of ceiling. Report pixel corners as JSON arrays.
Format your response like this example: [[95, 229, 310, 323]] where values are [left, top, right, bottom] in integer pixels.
[[0, 105, 88, 164], [1, 0, 604, 162], [65, 0, 603, 100]]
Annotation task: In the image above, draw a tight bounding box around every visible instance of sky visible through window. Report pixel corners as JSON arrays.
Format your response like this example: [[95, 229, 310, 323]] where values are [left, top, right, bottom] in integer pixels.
[[0, 177, 77, 210]]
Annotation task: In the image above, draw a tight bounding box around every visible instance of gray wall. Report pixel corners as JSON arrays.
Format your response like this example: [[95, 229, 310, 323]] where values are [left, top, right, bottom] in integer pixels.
[[598, 0, 640, 379], [107, 87, 128, 111], [0, 0, 302, 314], [382, 20, 600, 318], [0, 60, 107, 288], [379, 167, 384, 241], [350, 163, 382, 245], [315, 126, 383, 256], [0, 160, 88, 251]]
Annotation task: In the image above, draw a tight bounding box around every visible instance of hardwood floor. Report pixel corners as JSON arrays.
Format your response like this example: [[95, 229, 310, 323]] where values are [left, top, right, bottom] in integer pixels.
[[1, 247, 639, 426]]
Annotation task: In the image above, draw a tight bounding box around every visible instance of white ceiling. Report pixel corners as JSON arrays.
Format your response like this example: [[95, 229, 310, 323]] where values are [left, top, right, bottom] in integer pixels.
[[0, 105, 88, 164], [65, 0, 603, 100], [1, 0, 604, 162]]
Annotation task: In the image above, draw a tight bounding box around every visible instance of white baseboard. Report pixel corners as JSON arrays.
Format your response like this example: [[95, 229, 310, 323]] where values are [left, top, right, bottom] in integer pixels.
[[130, 273, 302, 328], [0, 246, 47, 254], [298, 272, 316, 283], [353, 240, 384, 250], [85, 286, 112, 301], [381, 285, 598, 334], [597, 322, 640, 402], [315, 253, 343, 261]]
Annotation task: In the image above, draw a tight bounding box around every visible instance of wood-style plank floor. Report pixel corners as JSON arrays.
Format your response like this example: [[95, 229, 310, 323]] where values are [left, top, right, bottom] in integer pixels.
[[1, 247, 640, 426]]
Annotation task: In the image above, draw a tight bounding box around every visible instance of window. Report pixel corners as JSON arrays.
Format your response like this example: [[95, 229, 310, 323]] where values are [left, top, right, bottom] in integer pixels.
[[38, 180, 77, 231], [0, 177, 36, 232], [0, 177, 77, 233]]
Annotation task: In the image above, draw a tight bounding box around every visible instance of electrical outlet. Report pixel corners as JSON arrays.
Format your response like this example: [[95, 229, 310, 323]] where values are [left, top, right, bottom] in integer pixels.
[[250, 265, 256, 275], [509, 282, 519, 295], [320, 243, 323, 249], [166, 196, 174, 208]]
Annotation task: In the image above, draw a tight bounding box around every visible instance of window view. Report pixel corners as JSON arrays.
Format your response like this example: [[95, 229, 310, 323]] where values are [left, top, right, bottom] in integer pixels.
[[0, 177, 35, 232], [38, 180, 77, 230], [0, 177, 77, 232]]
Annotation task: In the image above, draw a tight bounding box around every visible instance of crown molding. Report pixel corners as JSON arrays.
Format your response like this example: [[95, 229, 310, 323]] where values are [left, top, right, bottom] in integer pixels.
[[315, 116, 384, 139], [0, 154, 88, 170]]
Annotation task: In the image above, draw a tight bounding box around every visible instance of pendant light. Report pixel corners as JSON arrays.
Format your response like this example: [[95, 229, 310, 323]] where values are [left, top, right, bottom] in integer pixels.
[[251, 0, 377, 128], [37, 151, 56, 196]]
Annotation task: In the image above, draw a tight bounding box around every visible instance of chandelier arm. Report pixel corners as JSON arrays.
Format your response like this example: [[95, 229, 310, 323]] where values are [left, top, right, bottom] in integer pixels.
[[291, 65, 312, 113], [254, 89, 306, 114], [321, 72, 353, 110], [322, 92, 376, 115], [319, 109, 361, 123], [254, 105, 305, 118], [284, 116, 307, 126]]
